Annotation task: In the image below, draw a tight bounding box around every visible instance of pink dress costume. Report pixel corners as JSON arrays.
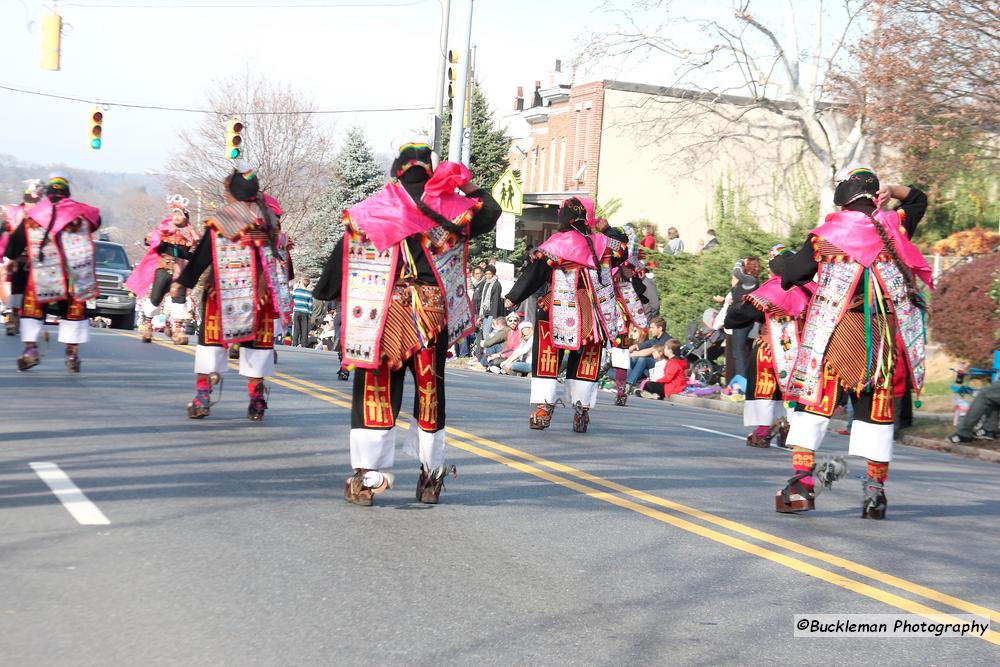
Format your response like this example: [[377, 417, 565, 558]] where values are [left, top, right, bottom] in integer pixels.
[[504, 197, 630, 433], [1, 181, 45, 335], [3, 174, 101, 372], [175, 167, 292, 422], [126, 196, 200, 344], [312, 145, 500, 506], [724, 245, 816, 448], [775, 168, 930, 519]]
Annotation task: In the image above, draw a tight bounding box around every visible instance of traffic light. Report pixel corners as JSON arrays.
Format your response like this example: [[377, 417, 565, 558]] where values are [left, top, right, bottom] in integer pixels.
[[40, 10, 61, 71], [89, 107, 103, 150], [226, 116, 243, 160], [446, 49, 459, 112]]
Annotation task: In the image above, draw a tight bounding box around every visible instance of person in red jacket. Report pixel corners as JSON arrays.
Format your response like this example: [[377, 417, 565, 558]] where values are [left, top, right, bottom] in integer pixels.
[[640, 339, 688, 399]]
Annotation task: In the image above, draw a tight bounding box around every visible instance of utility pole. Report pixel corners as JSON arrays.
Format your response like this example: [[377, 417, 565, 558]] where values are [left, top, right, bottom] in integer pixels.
[[432, 0, 452, 156], [461, 45, 477, 168], [447, 0, 474, 164]]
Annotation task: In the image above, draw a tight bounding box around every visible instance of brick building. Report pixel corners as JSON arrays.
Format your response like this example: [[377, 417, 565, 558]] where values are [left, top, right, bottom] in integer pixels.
[[502, 67, 819, 249]]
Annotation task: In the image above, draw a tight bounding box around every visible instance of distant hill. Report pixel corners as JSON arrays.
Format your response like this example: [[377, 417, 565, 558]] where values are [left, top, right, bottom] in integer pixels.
[[0, 154, 166, 259]]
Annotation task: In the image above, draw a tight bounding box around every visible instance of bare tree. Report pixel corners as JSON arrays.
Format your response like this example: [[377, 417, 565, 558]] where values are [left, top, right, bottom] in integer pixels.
[[581, 0, 875, 214], [846, 0, 999, 185], [167, 73, 332, 237]]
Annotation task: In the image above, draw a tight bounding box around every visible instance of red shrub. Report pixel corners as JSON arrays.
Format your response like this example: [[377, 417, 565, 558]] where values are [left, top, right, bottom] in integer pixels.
[[931, 252, 1000, 365]]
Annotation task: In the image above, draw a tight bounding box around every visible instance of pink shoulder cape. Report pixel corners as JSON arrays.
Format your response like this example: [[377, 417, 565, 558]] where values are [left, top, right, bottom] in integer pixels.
[[538, 230, 609, 269], [124, 218, 199, 296], [813, 209, 932, 287], [748, 276, 816, 319], [345, 161, 480, 253], [26, 198, 101, 236], [0, 204, 26, 256]]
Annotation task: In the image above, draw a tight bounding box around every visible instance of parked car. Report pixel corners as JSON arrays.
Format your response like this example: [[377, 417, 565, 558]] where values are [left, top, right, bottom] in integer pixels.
[[91, 239, 136, 329]]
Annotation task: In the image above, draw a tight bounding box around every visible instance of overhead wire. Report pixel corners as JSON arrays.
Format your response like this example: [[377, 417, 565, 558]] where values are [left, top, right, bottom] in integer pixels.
[[0, 83, 433, 115]]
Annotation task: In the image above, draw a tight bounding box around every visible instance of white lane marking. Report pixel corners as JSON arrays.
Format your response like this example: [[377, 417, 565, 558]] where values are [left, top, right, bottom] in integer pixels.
[[29, 462, 110, 525], [681, 424, 795, 452], [681, 424, 745, 440]]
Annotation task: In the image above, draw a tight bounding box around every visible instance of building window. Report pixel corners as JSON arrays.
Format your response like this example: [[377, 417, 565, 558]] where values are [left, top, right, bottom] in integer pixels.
[[548, 139, 556, 191], [558, 138, 566, 192]]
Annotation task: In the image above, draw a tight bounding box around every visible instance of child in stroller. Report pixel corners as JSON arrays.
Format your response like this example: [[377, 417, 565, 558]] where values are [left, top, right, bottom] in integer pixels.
[[680, 309, 725, 386]]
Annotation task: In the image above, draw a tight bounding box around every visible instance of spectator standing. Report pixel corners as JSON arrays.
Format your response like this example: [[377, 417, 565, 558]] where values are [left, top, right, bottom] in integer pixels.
[[703, 229, 720, 251], [477, 264, 504, 340], [291, 277, 314, 347], [724, 256, 761, 381], [665, 227, 685, 254], [462, 265, 485, 355], [641, 272, 660, 319], [624, 316, 672, 392]]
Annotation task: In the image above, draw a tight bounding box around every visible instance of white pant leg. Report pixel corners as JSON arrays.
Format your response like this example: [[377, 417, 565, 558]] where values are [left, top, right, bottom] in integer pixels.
[[7, 294, 23, 309], [566, 378, 598, 409], [57, 319, 89, 344], [239, 347, 275, 378], [350, 427, 397, 470], [169, 302, 189, 321], [848, 421, 894, 462], [529, 377, 560, 404], [786, 411, 829, 451], [20, 317, 43, 343], [743, 399, 781, 427], [194, 344, 228, 375], [417, 428, 446, 470]]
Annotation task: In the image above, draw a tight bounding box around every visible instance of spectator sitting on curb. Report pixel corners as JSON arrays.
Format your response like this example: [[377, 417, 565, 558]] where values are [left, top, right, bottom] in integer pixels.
[[640, 340, 689, 399], [624, 316, 671, 394], [469, 315, 511, 370], [948, 378, 1000, 443], [497, 320, 535, 375]]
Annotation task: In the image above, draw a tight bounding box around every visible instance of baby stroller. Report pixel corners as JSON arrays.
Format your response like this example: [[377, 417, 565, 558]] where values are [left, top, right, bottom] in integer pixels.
[[680, 319, 725, 386]]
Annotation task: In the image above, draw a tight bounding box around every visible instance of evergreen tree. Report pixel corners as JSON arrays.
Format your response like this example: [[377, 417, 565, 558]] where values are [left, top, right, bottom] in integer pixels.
[[294, 127, 385, 278], [441, 82, 526, 266]]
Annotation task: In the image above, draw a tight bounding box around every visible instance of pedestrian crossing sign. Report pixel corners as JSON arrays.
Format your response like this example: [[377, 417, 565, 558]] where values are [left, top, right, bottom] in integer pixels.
[[492, 168, 523, 215]]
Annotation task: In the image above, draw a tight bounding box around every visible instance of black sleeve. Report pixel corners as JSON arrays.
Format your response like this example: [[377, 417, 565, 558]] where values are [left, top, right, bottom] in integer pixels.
[[468, 188, 502, 239], [157, 242, 193, 261], [781, 237, 818, 290], [505, 257, 550, 305], [176, 234, 213, 289], [3, 223, 26, 260], [723, 298, 764, 329], [285, 251, 295, 282], [313, 235, 344, 301], [899, 186, 927, 238]]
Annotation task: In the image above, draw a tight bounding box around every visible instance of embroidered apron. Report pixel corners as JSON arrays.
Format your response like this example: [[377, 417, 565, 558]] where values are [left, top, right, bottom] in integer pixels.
[[341, 232, 398, 369]]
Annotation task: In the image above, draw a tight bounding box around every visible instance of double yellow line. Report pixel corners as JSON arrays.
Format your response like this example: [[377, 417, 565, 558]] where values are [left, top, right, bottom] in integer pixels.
[[121, 332, 1000, 644]]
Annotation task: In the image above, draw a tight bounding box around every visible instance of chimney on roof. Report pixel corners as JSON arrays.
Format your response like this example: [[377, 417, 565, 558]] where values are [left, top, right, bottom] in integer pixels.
[[532, 80, 542, 108], [514, 86, 524, 112], [555, 59, 562, 73]]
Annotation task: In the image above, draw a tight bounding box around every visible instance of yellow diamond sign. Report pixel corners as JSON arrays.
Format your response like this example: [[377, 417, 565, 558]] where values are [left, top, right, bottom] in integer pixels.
[[491, 168, 523, 215]]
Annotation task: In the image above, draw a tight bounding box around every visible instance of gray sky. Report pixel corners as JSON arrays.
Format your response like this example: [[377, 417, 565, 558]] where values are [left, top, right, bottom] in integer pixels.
[[0, 0, 605, 173], [0, 0, 849, 176]]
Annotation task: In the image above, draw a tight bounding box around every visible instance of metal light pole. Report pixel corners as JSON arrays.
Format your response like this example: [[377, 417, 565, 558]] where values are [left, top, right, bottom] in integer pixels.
[[461, 44, 477, 168], [447, 0, 474, 164], [432, 0, 452, 155]]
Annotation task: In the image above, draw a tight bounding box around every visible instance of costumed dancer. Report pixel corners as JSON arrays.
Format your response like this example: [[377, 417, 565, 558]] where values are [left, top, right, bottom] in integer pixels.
[[313, 139, 500, 506], [3, 173, 101, 372], [175, 164, 292, 421], [1, 179, 45, 336], [602, 220, 649, 406], [776, 167, 930, 519], [125, 194, 200, 344], [724, 244, 816, 448], [503, 197, 629, 432]]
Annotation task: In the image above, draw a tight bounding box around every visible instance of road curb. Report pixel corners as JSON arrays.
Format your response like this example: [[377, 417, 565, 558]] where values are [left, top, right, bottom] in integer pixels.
[[663, 394, 1000, 464]]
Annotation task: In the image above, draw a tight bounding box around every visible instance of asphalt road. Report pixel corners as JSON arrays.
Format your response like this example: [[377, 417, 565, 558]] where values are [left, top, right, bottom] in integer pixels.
[[2, 328, 999, 665]]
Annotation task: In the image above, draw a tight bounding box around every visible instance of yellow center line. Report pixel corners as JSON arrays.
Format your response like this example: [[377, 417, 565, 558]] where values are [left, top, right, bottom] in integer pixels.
[[114, 333, 1000, 641]]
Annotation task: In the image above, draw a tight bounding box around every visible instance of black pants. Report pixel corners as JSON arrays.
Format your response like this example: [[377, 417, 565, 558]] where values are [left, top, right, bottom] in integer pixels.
[[292, 312, 310, 347], [350, 333, 448, 432], [150, 268, 185, 308]]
